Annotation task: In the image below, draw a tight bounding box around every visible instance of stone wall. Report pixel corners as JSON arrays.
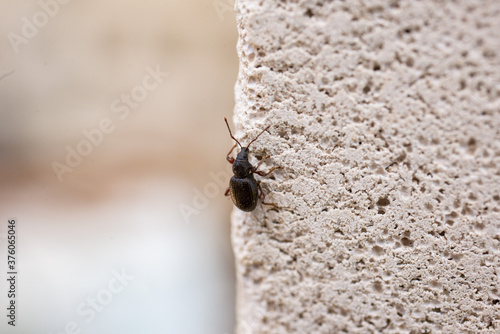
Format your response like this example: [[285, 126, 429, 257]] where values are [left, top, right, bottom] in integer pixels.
[[232, 1, 500, 333]]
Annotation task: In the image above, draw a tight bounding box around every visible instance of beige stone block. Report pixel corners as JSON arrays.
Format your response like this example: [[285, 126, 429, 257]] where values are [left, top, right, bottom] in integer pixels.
[[232, 1, 500, 333]]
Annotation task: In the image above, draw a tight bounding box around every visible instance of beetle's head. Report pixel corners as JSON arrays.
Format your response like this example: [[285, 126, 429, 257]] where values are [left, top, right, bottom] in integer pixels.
[[236, 147, 249, 160], [233, 148, 252, 177]]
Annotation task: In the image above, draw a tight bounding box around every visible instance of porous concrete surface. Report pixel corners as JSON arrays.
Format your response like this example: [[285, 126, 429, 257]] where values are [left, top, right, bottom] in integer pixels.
[[231, 1, 500, 333]]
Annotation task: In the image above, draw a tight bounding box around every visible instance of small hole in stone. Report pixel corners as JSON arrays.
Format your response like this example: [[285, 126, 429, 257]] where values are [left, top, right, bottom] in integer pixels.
[[396, 151, 406, 162], [401, 237, 414, 247], [377, 197, 391, 206], [363, 83, 371, 94], [373, 281, 383, 292], [430, 280, 440, 288], [390, 0, 400, 8], [304, 8, 314, 17], [461, 204, 472, 215], [467, 137, 477, 154], [460, 79, 466, 90], [483, 49, 497, 59], [277, 130, 287, 138], [372, 245, 384, 256]]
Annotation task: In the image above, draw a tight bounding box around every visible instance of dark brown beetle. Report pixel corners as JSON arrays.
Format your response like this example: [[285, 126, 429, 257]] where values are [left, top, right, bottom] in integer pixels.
[[224, 118, 279, 211]]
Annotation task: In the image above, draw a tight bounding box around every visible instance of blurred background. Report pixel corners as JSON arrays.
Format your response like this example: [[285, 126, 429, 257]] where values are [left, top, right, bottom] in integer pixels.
[[0, 0, 238, 333]]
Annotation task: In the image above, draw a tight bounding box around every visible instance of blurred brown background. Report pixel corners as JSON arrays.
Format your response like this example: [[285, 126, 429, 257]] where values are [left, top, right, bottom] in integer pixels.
[[0, 0, 238, 333]]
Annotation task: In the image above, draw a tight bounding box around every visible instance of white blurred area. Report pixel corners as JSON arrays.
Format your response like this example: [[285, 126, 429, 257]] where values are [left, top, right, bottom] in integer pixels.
[[0, 0, 237, 333]]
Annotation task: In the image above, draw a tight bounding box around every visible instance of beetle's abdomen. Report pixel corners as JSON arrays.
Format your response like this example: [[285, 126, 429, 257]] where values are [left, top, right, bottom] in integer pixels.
[[229, 174, 259, 212]]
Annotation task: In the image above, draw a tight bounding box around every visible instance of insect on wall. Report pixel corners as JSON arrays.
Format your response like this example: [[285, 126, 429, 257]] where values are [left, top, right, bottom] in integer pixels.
[[223, 117, 280, 212]]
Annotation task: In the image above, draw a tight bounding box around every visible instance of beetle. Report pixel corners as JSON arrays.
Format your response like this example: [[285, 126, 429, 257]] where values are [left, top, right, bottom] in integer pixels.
[[224, 117, 279, 212]]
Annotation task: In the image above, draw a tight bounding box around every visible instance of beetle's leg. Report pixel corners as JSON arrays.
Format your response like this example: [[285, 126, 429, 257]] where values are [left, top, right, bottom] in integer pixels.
[[254, 166, 281, 177], [252, 156, 282, 176], [258, 183, 278, 208], [224, 188, 230, 196], [251, 155, 270, 173], [226, 144, 237, 164], [258, 183, 266, 201]]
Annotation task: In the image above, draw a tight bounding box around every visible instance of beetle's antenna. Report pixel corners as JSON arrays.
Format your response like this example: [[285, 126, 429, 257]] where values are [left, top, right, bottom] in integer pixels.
[[224, 117, 242, 148], [247, 125, 271, 148]]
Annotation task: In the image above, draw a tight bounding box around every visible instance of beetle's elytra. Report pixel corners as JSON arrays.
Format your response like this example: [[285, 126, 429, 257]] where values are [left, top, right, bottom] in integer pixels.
[[224, 117, 279, 212]]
